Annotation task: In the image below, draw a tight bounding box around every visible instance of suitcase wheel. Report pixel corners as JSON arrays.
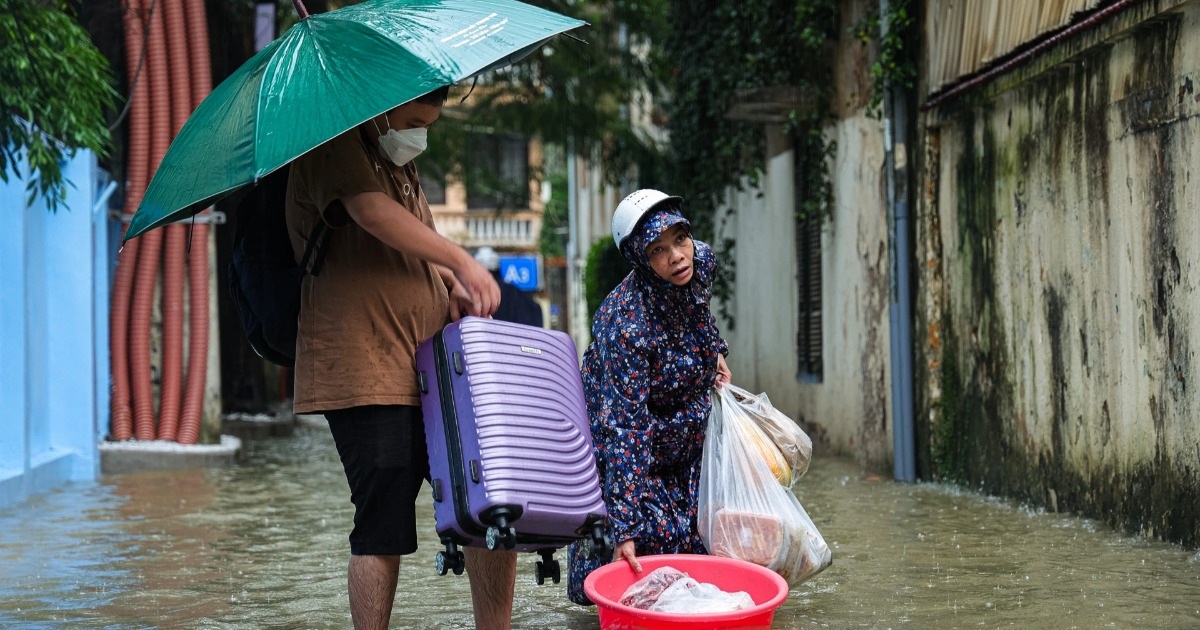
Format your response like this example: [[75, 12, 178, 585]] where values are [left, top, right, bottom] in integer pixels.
[[535, 550, 560, 585], [486, 525, 517, 551], [535, 560, 561, 585], [435, 550, 465, 576], [588, 520, 609, 559], [587, 524, 610, 560]]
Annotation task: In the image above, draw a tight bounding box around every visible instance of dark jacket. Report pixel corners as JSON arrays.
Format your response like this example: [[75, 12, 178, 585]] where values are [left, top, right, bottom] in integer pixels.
[[491, 270, 543, 327]]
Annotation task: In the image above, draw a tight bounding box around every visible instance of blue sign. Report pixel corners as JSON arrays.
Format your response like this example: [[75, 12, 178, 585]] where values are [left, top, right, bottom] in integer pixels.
[[498, 255, 540, 291]]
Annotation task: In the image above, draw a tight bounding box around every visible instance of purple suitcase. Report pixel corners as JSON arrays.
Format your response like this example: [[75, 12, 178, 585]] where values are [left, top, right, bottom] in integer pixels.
[[416, 317, 608, 583]]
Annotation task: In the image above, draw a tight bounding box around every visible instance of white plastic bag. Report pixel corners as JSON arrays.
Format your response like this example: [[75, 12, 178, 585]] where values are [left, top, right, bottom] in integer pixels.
[[698, 384, 832, 586], [723, 383, 813, 486], [650, 577, 755, 613]]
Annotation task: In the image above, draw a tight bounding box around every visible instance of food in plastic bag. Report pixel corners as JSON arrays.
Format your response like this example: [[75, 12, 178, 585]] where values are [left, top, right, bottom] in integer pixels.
[[745, 424, 793, 486], [618, 565, 754, 614], [775, 511, 829, 584], [708, 509, 785, 567], [725, 383, 813, 486], [698, 384, 832, 587], [619, 566, 688, 610]]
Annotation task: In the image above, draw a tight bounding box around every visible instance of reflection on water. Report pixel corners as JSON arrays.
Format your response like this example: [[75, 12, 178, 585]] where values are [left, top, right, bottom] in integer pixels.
[[1, 422, 1197, 629]]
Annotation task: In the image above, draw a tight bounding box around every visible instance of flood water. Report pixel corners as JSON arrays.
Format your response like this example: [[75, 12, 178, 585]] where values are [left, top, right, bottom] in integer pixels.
[[2, 418, 1198, 629]]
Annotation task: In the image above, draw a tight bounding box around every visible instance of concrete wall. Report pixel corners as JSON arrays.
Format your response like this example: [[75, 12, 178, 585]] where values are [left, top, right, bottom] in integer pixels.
[[916, 1, 1200, 545], [0, 149, 114, 508]]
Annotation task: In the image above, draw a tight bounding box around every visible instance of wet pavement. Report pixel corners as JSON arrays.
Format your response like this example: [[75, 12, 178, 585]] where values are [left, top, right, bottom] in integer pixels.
[[2, 419, 1198, 629]]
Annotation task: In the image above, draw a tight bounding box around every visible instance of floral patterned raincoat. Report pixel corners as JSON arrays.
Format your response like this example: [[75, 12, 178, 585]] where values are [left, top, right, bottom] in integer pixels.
[[566, 209, 728, 605]]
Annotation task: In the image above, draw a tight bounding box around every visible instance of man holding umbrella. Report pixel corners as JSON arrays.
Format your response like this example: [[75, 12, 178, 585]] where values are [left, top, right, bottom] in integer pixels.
[[121, 2, 586, 627], [287, 87, 512, 629]]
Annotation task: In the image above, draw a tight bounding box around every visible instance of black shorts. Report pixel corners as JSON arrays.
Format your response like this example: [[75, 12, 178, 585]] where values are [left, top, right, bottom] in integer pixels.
[[325, 405, 430, 556]]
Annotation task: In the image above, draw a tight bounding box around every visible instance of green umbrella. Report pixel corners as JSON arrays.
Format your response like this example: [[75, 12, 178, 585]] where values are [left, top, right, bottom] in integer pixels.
[[124, 0, 585, 240]]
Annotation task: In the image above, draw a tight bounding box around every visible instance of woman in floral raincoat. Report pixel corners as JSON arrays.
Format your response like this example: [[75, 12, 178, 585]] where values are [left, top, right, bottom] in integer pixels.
[[567, 189, 731, 605]]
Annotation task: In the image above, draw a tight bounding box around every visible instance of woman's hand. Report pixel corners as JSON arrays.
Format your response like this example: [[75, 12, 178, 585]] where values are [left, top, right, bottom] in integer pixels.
[[716, 353, 732, 385], [613, 540, 642, 573]]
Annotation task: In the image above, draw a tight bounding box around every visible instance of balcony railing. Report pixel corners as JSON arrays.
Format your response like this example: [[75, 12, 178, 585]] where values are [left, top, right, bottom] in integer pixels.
[[435, 210, 541, 250]]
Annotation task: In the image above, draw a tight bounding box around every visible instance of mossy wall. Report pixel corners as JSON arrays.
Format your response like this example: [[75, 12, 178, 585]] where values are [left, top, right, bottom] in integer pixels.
[[916, 8, 1200, 547]]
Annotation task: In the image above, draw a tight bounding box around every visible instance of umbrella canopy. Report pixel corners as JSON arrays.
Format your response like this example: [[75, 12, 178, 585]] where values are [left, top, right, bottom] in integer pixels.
[[124, 0, 585, 240]]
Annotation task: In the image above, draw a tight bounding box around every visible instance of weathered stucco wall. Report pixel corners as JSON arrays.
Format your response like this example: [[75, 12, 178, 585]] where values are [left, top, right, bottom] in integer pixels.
[[802, 117, 890, 463], [917, 3, 1200, 545]]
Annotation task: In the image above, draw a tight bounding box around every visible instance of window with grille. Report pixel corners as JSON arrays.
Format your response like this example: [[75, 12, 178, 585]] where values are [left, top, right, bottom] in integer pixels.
[[795, 190, 823, 382], [466, 133, 529, 210]]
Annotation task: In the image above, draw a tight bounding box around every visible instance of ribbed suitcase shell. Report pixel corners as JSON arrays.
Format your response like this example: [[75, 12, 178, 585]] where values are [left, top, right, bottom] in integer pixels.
[[416, 317, 606, 552]]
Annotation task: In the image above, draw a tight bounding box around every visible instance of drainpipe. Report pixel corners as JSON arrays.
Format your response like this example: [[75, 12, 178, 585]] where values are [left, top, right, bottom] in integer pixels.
[[881, 0, 916, 482]]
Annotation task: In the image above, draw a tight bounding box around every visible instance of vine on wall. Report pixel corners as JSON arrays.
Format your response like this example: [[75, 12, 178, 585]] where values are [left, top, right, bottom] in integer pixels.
[[854, 0, 916, 117], [661, 0, 841, 327]]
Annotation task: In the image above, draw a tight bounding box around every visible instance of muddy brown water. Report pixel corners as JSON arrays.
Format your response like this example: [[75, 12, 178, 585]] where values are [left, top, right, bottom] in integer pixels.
[[1, 420, 1197, 629]]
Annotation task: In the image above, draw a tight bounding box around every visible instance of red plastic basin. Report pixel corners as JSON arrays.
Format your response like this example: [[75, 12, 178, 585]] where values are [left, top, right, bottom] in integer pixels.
[[583, 554, 790, 629]]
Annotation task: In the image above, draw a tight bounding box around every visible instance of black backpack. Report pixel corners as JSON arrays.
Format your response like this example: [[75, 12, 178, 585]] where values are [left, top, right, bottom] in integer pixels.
[[227, 167, 331, 367]]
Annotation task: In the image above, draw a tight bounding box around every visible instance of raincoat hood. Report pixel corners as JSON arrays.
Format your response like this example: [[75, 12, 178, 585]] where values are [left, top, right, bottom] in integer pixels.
[[619, 208, 715, 306]]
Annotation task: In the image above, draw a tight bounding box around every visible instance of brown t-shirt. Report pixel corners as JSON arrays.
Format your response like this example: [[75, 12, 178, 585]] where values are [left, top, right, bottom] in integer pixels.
[[285, 126, 449, 413]]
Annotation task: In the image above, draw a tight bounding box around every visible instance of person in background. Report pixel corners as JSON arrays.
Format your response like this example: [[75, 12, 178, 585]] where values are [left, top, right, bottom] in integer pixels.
[[474, 246, 544, 327], [565, 189, 731, 605], [285, 85, 515, 630]]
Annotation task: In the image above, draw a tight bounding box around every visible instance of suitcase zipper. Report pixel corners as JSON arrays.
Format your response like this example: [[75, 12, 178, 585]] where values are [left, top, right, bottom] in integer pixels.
[[433, 331, 488, 539]]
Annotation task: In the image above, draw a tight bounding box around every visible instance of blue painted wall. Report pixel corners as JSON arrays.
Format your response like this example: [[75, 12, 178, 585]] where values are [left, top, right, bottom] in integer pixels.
[[0, 149, 115, 508]]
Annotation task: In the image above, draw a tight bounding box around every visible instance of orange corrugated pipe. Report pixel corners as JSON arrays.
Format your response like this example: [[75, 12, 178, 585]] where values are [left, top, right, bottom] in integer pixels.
[[111, 0, 152, 441], [130, 0, 172, 441], [156, 0, 192, 442], [177, 0, 213, 445]]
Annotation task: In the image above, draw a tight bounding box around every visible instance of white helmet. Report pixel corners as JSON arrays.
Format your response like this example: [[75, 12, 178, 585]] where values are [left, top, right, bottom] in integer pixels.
[[611, 189, 683, 248]]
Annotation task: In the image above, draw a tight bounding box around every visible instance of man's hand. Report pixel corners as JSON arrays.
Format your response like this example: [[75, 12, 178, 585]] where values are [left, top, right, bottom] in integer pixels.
[[716, 353, 732, 385], [612, 540, 642, 573], [450, 255, 501, 318], [446, 275, 474, 321]]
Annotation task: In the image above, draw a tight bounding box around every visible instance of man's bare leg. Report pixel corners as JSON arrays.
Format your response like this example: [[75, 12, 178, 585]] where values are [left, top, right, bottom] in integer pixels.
[[464, 547, 517, 630], [348, 554, 400, 630]]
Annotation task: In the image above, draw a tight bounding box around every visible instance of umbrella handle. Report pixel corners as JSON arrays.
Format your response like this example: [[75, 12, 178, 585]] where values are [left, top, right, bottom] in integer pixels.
[[292, 0, 309, 19]]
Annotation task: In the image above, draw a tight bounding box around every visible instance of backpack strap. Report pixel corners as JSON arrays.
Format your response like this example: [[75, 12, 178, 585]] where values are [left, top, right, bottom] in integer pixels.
[[300, 220, 333, 277]]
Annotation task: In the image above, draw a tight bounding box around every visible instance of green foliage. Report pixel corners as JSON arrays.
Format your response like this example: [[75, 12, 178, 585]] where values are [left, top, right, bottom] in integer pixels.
[[0, 0, 117, 210], [661, 0, 840, 327], [583, 235, 630, 321], [854, 0, 916, 117]]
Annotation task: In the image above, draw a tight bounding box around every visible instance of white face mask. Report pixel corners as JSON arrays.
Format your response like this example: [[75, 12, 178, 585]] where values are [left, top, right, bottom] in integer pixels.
[[375, 120, 428, 166]]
